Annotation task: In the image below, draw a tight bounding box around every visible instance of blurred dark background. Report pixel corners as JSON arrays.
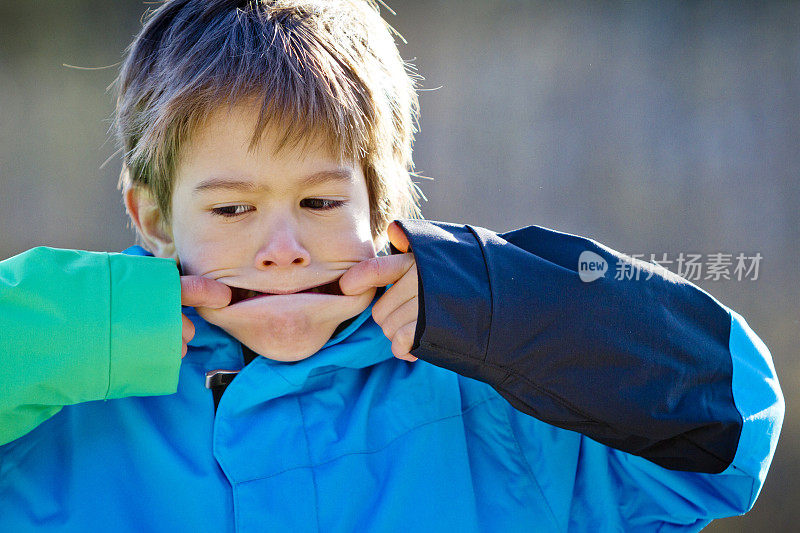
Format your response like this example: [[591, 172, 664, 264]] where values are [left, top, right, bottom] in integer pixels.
[[0, 2, 796, 530]]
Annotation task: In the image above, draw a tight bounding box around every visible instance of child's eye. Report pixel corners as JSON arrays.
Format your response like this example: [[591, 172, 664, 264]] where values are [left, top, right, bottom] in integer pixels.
[[210, 205, 253, 218], [300, 198, 346, 211]]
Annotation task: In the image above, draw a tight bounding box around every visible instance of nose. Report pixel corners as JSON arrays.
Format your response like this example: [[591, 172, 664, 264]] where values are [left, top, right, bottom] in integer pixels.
[[254, 220, 311, 268]]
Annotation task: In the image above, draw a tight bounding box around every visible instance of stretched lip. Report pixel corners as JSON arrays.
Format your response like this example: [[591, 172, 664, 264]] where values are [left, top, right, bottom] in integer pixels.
[[227, 278, 344, 305]]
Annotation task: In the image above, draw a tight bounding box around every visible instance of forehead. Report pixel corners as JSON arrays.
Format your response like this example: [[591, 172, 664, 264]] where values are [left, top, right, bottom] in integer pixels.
[[176, 103, 360, 190], [183, 102, 342, 164]]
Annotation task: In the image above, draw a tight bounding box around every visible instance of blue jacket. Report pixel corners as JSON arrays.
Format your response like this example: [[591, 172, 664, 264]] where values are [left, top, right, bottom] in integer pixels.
[[0, 220, 784, 532]]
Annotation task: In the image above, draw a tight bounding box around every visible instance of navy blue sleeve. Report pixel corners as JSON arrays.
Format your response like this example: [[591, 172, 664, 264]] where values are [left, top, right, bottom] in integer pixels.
[[393, 219, 780, 475]]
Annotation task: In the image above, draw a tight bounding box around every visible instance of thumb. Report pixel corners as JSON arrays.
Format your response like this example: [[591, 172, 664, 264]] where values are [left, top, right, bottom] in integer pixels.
[[387, 221, 410, 253], [180, 275, 232, 309]]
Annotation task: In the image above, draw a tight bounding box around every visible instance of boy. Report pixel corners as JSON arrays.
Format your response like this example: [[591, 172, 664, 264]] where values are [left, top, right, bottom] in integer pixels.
[[0, 1, 783, 531]]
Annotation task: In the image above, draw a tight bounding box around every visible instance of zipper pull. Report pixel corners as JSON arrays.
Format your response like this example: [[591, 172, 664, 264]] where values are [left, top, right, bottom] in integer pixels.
[[204, 369, 240, 389]]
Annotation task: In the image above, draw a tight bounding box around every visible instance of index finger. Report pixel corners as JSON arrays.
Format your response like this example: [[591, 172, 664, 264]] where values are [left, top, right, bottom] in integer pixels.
[[180, 275, 232, 309], [339, 253, 415, 296]]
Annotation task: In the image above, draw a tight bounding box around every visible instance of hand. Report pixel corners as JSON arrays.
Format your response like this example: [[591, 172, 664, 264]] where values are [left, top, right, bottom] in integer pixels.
[[180, 275, 232, 358], [339, 222, 419, 362]]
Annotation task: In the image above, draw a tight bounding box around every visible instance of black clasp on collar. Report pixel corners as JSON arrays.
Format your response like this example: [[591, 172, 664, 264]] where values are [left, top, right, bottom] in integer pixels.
[[205, 369, 240, 411]]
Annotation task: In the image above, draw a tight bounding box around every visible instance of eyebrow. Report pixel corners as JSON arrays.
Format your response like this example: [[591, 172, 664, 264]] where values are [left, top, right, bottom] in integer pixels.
[[192, 169, 354, 195]]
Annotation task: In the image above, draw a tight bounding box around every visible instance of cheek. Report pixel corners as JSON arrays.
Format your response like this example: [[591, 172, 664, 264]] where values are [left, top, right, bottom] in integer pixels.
[[174, 246, 218, 277], [340, 208, 377, 258], [172, 225, 240, 276], [349, 187, 377, 255], [311, 221, 375, 260]]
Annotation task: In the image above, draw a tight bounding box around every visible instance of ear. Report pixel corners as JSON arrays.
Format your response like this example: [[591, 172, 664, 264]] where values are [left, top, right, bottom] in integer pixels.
[[123, 183, 177, 261]]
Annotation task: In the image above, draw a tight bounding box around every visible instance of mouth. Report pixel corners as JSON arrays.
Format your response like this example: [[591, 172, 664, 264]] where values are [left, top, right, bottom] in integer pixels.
[[228, 278, 344, 305]]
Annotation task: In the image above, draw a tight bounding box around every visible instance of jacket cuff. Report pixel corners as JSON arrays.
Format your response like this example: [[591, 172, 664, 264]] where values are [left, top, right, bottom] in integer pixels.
[[107, 253, 182, 399], [392, 219, 508, 386]]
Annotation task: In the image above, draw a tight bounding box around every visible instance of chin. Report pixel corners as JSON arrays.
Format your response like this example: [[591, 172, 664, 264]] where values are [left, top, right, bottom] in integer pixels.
[[196, 289, 375, 362], [239, 332, 333, 362], [214, 315, 341, 362]]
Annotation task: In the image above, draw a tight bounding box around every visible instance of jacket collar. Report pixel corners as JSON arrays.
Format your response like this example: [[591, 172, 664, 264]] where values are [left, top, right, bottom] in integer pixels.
[[120, 245, 394, 375]]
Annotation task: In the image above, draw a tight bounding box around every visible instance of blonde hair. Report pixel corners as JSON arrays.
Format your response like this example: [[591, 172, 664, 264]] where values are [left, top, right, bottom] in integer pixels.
[[113, 0, 423, 240]]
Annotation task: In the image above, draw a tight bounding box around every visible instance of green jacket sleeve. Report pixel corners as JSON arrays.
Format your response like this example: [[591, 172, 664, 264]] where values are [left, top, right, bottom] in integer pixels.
[[0, 246, 183, 445]]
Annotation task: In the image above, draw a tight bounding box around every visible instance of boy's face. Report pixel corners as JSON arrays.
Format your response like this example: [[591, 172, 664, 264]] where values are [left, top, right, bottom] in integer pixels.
[[165, 103, 378, 361]]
